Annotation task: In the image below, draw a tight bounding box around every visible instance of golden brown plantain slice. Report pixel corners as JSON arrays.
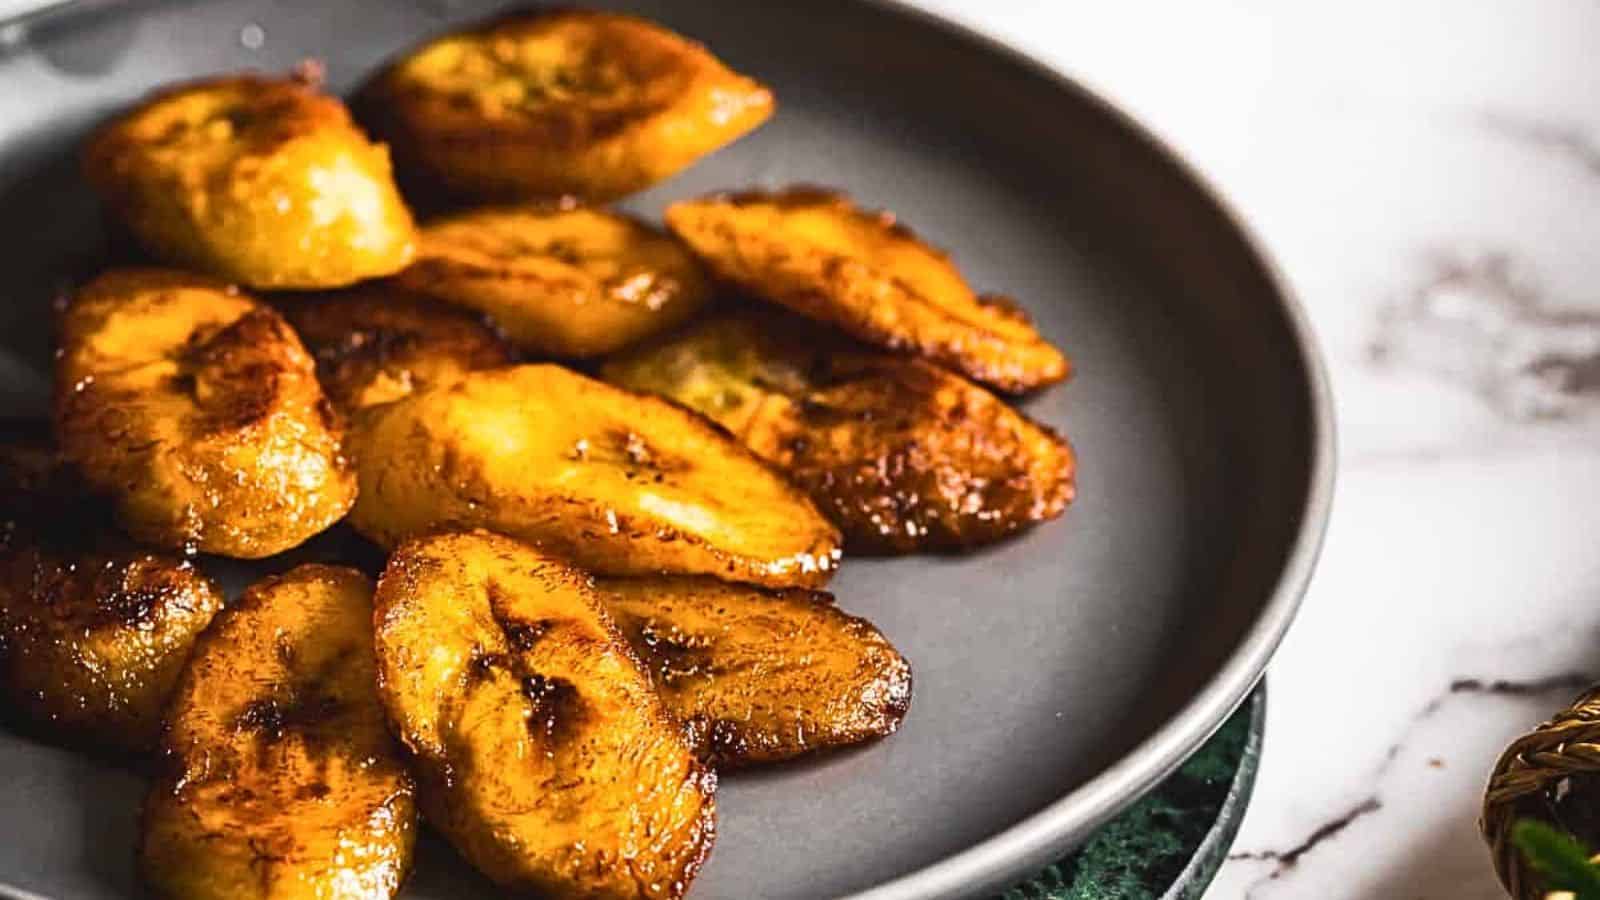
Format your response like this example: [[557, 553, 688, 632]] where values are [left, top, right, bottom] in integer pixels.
[[0, 428, 223, 754], [84, 73, 417, 289], [275, 285, 514, 414], [395, 205, 711, 357], [665, 188, 1070, 392], [374, 531, 715, 899], [356, 9, 774, 202], [596, 575, 911, 767], [55, 268, 357, 558], [348, 363, 840, 588], [0, 545, 223, 755], [603, 312, 1076, 552], [140, 565, 415, 900]]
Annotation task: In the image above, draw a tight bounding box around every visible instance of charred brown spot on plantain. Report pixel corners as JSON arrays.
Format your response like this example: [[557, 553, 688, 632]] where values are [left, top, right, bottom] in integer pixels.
[[636, 620, 715, 686], [504, 618, 553, 652], [520, 673, 585, 745]]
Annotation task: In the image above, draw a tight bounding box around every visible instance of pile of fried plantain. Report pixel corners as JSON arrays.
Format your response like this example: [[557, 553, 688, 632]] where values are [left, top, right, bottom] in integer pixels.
[[2, 6, 1098, 896], [605, 311, 1075, 552], [0, 426, 224, 754], [276, 285, 514, 414], [55, 269, 357, 558], [347, 363, 842, 588], [597, 575, 911, 766], [140, 565, 416, 900], [665, 188, 1070, 393], [374, 531, 715, 899], [395, 204, 711, 357], [84, 74, 417, 289], [357, 9, 774, 202]]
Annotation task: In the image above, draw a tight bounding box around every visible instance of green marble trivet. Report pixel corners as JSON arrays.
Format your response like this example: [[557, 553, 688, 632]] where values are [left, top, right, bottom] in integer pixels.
[[998, 686, 1265, 900]]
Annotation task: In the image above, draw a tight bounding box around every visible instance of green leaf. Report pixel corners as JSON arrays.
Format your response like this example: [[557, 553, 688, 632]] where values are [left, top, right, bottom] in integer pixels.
[[1513, 819, 1600, 898]]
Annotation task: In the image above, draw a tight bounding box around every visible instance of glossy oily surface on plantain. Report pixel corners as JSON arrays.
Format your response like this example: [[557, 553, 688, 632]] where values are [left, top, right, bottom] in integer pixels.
[[83, 74, 416, 289], [665, 188, 1069, 393], [395, 204, 710, 357], [140, 565, 416, 900], [604, 312, 1075, 552], [276, 285, 514, 414], [597, 575, 911, 767], [373, 531, 715, 899], [54, 269, 357, 558], [0, 430, 223, 754], [357, 9, 773, 201], [347, 363, 841, 588]]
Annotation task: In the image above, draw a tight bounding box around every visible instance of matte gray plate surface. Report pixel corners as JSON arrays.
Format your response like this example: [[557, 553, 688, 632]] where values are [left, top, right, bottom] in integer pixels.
[[0, 2, 1332, 898]]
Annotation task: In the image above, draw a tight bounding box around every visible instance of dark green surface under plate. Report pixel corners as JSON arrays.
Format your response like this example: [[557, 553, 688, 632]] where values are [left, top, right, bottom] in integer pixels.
[[1000, 687, 1265, 900]]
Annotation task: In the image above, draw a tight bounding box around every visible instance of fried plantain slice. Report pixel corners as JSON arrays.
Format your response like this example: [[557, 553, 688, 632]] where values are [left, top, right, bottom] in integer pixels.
[[0, 428, 223, 754], [140, 565, 416, 900], [356, 9, 774, 202], [374, 531, 715, 899], [348, 363, 840, 588], [595, 575, 911, 767], [0, 546, 223, 756], [394, 205, 711, 357], [83, 73, 417, 289], [55, 269, 357, 558], [603, 311, 1075, 552], [665, 188, 1070, 392], [275, 285, 514, 414]]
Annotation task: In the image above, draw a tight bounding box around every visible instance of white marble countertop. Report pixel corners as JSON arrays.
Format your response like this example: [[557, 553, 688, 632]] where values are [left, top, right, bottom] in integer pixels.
[[912, 1, 1600, 896]]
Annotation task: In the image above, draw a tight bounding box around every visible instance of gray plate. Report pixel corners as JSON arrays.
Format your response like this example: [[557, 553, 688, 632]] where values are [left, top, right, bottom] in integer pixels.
[[0, 2, 1333, 899]]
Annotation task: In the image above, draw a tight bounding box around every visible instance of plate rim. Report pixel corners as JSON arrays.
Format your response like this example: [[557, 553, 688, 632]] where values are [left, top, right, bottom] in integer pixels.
[[0, 2, 1336, 899], [836, 3, 1336, 899]]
